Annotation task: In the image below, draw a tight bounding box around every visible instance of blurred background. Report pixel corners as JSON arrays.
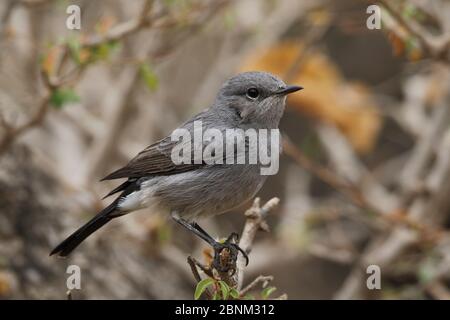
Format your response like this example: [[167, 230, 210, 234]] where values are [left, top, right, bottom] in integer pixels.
[[0, 0, 449, 299]]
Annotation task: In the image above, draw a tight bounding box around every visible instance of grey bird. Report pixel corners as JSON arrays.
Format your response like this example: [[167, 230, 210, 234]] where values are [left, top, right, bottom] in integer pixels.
[[50, 71, 302, 262]]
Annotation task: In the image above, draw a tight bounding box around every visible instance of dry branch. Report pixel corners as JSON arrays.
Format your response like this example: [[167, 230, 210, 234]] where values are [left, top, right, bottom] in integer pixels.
[[282, 135, 446, 241], [239, 275, 273, 297], [187, 197, 281, 299], [333, 65, 450, 298], [0, 0, 154, 156], [0, 92, 50, 154], [378, 0, 450, 61], [0, 0, 231, 157], [236, 197, 279, 290], [83, 0, 155, 48]]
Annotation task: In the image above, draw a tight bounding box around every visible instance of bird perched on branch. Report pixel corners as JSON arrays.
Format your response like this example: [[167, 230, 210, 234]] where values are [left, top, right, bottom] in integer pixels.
[[50, 71, 302, 268]]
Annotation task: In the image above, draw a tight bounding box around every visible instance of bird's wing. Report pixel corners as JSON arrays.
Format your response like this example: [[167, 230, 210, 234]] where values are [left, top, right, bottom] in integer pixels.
[[101, 136, 205, 180]]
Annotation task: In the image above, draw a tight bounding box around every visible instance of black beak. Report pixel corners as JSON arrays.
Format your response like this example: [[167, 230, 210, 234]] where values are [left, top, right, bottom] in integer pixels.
[[275, 85, 303, 95]]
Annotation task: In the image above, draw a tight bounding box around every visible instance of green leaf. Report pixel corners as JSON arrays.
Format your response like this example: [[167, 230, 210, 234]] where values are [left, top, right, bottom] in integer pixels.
[[139, 63, 159, 92], [56, 0, 69, 8], [218, 281, 230, 300], [67, 37, 82, 65], [301, 132, 323, 161], [157, 224, 171, 244], [194, 278, 215, 300], [212, 291, 219, 300], [261, 286, 277, 300], [418, 260, 435, 284], [91, 41, 120, 62], [163, 0, 177, 6], [50, 88, 80, 109], [405, 37, 419, 52], [163, 0, 188, 8], [402, 4, 419, 20], [229, 288, 240, 299], [243, 294, 255, 300], [223, 9, 236, 30]]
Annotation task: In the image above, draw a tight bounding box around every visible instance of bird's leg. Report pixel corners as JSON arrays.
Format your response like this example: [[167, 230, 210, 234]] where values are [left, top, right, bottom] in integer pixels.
[[185, 221, 250, 271], [171, 213, 217, 247], [171, 212, 249, 273]]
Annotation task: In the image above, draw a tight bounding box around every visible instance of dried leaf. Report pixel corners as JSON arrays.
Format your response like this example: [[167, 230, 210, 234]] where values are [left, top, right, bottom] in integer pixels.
[[96, 16, 116, 35], [0, 272, 11, 297], [387, 31, 405, 57], [41, 45, 62, 77]]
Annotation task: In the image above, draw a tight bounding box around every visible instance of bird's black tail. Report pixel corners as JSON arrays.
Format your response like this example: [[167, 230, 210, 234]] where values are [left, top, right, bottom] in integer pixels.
[[50, 201, 120, 257]]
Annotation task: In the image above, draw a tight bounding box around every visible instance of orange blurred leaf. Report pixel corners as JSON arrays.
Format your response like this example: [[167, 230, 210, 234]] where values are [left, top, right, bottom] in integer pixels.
[[388, 31, 405, 57], [96, 16, 116, 35], [0, 272, 11, 297], [41, 45, 62, 77], [239, 41, 382, 154]]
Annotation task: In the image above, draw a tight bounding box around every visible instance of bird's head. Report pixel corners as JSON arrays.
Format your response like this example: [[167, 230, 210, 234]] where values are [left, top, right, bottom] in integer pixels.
[[215, 71, 302, 128]]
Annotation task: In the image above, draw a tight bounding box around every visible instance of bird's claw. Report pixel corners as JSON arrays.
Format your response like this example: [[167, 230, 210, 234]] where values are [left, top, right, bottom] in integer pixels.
[[211, 232, 249, 273]]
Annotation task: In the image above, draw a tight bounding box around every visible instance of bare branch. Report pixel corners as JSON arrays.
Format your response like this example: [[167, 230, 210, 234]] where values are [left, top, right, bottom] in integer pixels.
[[187, 256, 203, 283], [0, 92, 50, 154], [282, 135, 446, 240], [0, 0, 231, 156], [239, 275, 273, 297], [378, 0, 450, 61], [84, 0, 156, 48], [236, 197, 280, 290]]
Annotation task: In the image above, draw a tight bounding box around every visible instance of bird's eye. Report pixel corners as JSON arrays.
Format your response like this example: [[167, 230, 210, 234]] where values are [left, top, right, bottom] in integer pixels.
[[246, 87, 259, 100]]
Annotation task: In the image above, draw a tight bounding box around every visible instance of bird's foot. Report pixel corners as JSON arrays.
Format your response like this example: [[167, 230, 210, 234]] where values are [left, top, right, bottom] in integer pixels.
[[212, 232, 249, 274], [170, 213, 249, 274]]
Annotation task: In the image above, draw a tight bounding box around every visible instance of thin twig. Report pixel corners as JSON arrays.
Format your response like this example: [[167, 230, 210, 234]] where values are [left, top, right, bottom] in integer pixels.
[[187, 256, 203, 283], [378, 0, 450, 61], [187, 256, 213, 299], [0, 92, 50, 154], [185, 197, 279, 298], [283, 11, 332, 81], [0, 0, 155, 156], [236, 197, 280, 290], [84, 0, 156, 48], [239, 275, 273, 297], [334, 72, 450, 299], [0, 0, 230, 156], [425, 281, 450, 300], [282, 135, 446, 241]]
